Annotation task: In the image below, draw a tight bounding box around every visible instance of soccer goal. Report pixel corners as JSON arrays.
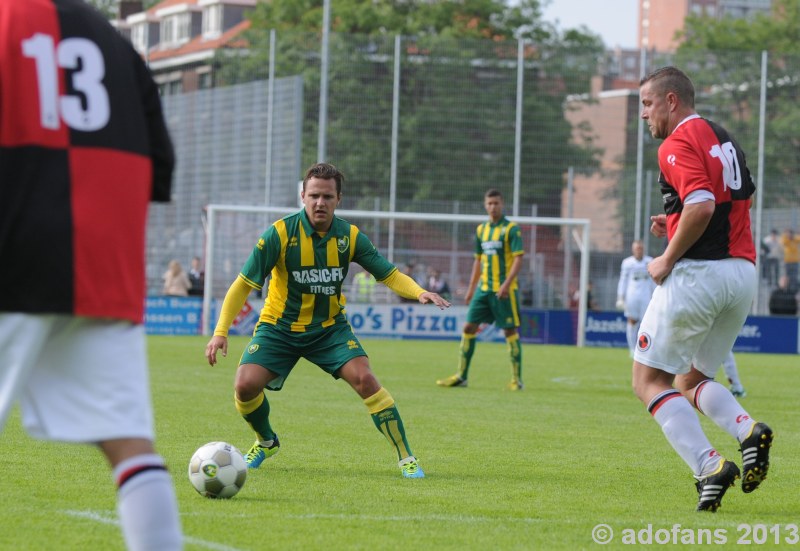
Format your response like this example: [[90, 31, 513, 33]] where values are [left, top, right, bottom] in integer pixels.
[[202, 205, 591, 346]]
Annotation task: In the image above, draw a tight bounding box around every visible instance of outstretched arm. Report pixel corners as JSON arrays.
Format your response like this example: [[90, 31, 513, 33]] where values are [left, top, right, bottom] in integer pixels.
[[205, 276, 254, 365], [380, 269, 451, 309]]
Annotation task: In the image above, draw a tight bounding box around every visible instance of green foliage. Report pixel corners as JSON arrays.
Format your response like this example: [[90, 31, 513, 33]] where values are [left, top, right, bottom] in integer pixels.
[[249, 0, 531, 39], [85, 0, 119, 18], [214, 0, 604, 215], [1, 337, 798, 549], [675, 0, 800, 205]]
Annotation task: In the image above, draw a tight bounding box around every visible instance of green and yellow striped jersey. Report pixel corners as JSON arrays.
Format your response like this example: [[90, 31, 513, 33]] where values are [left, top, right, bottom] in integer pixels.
[[240, 210, 396, 332], [474, 217, 524, 292]]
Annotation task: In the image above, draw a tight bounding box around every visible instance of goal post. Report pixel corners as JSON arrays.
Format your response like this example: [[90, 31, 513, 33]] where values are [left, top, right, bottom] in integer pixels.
[[202, 204, 591, 346]]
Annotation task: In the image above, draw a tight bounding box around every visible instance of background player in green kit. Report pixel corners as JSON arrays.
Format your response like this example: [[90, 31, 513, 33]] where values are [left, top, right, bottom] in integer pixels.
[[205, 163, 450, 479], [437, 189, 525, 390]]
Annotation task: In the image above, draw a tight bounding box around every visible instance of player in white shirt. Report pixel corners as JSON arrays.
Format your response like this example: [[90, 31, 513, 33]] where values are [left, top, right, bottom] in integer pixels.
[[616, 241, 657, 356]]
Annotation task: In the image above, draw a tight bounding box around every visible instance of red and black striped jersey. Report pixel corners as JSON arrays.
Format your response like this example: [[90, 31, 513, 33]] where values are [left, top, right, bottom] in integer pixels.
[[657, 115, 756, 263], [0, 0, 174, 323]]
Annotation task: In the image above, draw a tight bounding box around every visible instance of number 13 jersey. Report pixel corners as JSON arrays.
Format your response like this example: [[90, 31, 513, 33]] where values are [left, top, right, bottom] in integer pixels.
[[0, 0, 174, 323]]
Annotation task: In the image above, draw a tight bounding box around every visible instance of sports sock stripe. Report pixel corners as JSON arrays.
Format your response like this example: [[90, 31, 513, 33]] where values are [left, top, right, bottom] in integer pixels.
[[692, 380, 711, 412], [647, 389, 681, 415], [116, 464, 168, 489]]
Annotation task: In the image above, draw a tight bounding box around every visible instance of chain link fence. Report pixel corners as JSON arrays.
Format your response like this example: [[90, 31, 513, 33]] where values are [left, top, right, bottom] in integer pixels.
[[146, 30, 800, 314]]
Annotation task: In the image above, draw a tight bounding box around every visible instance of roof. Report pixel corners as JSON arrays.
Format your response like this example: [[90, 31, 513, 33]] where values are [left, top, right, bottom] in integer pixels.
[[148, 19, 251, 62], [149, 0, 199, 14]]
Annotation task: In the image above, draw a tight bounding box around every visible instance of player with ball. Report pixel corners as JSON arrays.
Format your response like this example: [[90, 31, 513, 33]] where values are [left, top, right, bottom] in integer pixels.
[[205, 162, 450, 479]]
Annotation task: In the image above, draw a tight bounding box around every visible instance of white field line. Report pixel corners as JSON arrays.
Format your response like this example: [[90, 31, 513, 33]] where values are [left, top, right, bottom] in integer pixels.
[[285, 512, 546, 523], [62, 510, 247, 551]]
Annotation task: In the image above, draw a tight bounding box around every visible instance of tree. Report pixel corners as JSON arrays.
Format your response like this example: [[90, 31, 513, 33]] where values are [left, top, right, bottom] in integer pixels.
[[215, 0, 605, 215], [675, 0, 800, 206], [86, 0, 119, 18]]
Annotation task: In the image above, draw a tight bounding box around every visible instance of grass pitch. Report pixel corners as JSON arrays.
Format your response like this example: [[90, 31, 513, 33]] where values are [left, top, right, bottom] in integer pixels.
[[1, 337, 797, 550]]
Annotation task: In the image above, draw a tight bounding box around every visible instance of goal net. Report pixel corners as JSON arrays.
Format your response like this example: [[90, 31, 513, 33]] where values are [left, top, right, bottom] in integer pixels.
[[202, 205, 591, 346]]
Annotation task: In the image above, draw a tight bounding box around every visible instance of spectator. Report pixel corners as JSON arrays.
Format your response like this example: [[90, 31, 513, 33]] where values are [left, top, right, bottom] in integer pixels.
[[162, 260, 191, 297], [188, 256, 204, 296], [568, 285, 579, 309], [427, 269, 451, 300], [761, 229, 782, 287], [780, 229, 800, 291], [573, 282, 599, 311], [769, 275, 798, 316]]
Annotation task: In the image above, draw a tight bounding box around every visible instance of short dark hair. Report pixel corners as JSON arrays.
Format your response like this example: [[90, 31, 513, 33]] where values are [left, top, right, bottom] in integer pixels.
[[640, 66, 695, 108], [485, 188, 503, 199], [303, 162, 344, 194]]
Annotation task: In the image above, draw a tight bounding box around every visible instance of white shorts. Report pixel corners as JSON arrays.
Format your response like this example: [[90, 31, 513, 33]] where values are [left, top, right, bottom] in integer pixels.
[[0, 314, 154, 442], [634, 258, 756, 378]]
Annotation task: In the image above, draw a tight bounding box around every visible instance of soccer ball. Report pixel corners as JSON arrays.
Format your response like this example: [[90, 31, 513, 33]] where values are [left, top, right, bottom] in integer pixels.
[[188, 441, 247, 499]]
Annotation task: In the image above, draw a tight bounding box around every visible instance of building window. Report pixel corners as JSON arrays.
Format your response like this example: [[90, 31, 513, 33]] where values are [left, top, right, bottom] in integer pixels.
[[176, 13, 191, 42], [198, 72, 213, 89], [203, 5, 223, 38], [168, 79, 183, 95], [160, 13, 192, 47], [131, 23, 148, 54], [160, 17, 174, 45]]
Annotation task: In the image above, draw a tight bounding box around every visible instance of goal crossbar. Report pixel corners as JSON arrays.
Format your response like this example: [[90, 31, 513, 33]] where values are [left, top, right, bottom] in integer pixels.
[[202, 204, 591, 346]]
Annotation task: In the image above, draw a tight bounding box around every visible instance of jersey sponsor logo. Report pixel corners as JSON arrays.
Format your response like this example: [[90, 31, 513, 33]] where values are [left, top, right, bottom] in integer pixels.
[[291, 267, 345, 284], [336, 236, 350, 254], [310, 285, 336, 295], [481, 240, 503, 255], [637, 332, 652, 351]]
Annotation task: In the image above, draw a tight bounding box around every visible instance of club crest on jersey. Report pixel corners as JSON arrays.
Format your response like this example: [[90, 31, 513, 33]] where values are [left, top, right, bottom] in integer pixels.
[[248, 344, 259, 354], [637, 332, 652, 352], [337, 236, 350, 253]]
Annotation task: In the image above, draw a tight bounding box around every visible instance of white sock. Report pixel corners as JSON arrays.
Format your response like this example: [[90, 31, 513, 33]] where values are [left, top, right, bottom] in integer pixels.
[[626, 322, 638, 356], [721, 353, 742, 388], [649, 390, 719, 477], [694, 380, 754, 442], [114, 454, 183, 551]]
